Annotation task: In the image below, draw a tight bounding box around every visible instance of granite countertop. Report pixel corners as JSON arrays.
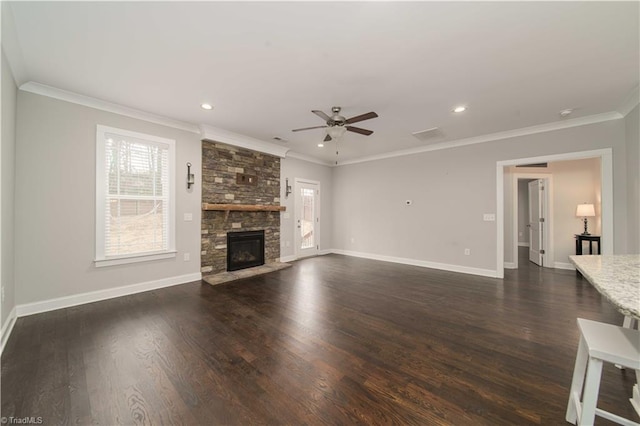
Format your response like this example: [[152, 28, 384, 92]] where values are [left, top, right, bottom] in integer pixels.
[[569, 254, 640, 319]]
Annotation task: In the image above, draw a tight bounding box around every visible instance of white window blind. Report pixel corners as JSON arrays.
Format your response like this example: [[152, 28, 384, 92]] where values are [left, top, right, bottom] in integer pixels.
[[96, 125, 176, 266]]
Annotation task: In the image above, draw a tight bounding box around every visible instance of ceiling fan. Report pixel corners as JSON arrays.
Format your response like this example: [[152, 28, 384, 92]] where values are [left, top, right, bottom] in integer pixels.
[[292, 106, 378, 142]]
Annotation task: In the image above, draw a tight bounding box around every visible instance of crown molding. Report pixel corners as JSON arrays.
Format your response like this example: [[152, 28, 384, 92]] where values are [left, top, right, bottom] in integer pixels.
[[19, 81, 201, 134], [200, 124, 290, 158], [285, 151, 333, 166], [337, 111, 623, 167], [617, 85, 639, 117], [16, 78, 628, 166], [1, 3, 29, 85]]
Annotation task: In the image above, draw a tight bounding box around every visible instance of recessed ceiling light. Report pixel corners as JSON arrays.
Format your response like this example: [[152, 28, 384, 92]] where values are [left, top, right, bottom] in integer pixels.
[[317, 143, 324, 148], [201, 103, 213, 110], [452, 106, 467, 113], [559, 108, 573, 117]]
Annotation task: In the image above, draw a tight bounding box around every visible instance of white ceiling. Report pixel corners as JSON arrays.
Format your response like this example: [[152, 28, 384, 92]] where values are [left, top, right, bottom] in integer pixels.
[[4, 1, 639, 164]]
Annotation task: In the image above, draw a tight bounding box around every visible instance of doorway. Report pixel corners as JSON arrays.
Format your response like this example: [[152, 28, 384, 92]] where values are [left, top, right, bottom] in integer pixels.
[[294, 179, 320, 258], [496, 148, 613, 279]]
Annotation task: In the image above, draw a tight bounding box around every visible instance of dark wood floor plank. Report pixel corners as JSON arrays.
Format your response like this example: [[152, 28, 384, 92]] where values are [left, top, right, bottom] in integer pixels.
[[2, 248, 638, 424]]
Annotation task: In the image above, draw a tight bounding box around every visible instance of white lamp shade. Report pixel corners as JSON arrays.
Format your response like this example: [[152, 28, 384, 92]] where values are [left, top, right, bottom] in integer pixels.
[[327, 126, 347, 140], [576, 203, 595, 217]]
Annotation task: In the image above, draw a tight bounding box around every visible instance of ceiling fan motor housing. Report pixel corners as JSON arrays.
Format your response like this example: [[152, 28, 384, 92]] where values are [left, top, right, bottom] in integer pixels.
[[330, 106, 346, 126]]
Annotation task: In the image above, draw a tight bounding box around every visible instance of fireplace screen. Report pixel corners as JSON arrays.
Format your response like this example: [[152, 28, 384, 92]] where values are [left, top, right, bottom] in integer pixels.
[[227, 230, 265, 271]]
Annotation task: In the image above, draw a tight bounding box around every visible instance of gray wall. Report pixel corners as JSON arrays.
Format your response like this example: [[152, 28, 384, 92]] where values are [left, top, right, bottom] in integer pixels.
[[14, 91, 202, 306], [625, 104, 639, 253], [1, 50, 17, 326], [7, 87, 638, 310], [332, 118, 627, 273], [280, 156, 333, 258]]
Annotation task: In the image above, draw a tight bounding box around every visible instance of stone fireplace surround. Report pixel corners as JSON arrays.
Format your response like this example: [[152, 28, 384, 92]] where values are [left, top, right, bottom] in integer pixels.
[[201, 141, 281, 275]]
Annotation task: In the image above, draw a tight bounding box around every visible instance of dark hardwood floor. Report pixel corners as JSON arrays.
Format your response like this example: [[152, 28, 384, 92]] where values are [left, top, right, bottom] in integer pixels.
[[2, 249, 638, 425]]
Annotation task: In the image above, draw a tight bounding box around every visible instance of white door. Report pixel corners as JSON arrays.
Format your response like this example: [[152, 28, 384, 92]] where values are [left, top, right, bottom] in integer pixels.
[[295, 180, 320, 258], [528, 179, 544, 266]]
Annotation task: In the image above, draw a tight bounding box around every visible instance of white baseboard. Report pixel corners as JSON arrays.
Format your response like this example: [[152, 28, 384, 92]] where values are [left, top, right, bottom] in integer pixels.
[[280, 250, 331, 264], [504, 262, 517, 269], [554, 262, 576, 271], [518, 242, 530, 247], [16, 272, 202, 318], [331, 249, 499, 278], [1, 306, 18, 355]]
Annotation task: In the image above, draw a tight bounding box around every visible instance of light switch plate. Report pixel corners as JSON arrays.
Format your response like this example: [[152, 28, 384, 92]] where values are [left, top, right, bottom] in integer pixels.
[[184, 213, 193, 221]]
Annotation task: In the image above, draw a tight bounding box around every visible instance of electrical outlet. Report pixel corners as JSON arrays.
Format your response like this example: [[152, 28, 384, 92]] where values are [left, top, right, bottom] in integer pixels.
[[184, 213, 193, 221], [350, 237, 355, 243], [483, 213, 496, 221], [464, 248, 471, 255], [184, 253, 190, 261]]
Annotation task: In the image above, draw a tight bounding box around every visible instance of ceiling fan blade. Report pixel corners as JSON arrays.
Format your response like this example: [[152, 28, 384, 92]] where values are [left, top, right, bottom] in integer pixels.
[[324, 134, 332, 142], [292, 125, 327, 132], [346, 126, 373, 136], [345, 111, 378, 125], [312, 110, 331, 121]]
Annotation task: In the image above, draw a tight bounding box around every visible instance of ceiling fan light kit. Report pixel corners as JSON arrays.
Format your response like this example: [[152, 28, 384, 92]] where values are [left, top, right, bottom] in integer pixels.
[[327, 125, 347, 140]]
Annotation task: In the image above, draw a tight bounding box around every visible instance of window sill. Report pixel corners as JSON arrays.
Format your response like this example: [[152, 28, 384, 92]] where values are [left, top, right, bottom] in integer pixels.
[[94, 250, 177, 268]]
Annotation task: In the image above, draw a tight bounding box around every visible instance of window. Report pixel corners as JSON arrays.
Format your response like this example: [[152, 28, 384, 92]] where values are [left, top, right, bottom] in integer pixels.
[[95, 125, 176, 267]]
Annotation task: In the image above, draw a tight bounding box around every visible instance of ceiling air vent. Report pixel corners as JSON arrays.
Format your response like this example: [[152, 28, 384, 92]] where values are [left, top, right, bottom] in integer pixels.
[[516, 163, 548, 168], [412, 127, 445, 143]]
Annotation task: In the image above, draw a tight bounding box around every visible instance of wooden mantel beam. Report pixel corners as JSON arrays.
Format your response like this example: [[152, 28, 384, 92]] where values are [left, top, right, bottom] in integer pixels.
[[202, 203, 286, 212]]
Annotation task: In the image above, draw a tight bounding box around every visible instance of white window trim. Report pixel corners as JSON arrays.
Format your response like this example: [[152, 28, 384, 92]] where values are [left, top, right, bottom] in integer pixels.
[[95, 125, 176, 267]]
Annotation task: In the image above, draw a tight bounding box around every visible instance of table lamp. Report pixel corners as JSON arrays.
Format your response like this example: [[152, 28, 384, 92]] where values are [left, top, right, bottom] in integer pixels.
[[576, 203, 596, 235]]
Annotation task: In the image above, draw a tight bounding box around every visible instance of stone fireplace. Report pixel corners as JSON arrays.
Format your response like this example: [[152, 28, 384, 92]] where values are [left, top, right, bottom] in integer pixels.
[[201, 141, 281, 275]]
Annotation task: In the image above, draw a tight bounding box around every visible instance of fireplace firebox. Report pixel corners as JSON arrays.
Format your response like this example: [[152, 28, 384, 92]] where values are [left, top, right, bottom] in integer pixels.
[[227, 230, 265, 271]]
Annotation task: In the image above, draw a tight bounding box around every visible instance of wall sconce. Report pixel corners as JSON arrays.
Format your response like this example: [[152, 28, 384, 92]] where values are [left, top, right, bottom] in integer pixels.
[[186, 162, 195, 189], [576, 203, 596, 235], [285, 178, 292, 198]]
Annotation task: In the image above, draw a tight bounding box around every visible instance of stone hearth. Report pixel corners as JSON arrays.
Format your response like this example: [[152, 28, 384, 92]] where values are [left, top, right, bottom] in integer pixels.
[[202, 262, 291, 286]]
